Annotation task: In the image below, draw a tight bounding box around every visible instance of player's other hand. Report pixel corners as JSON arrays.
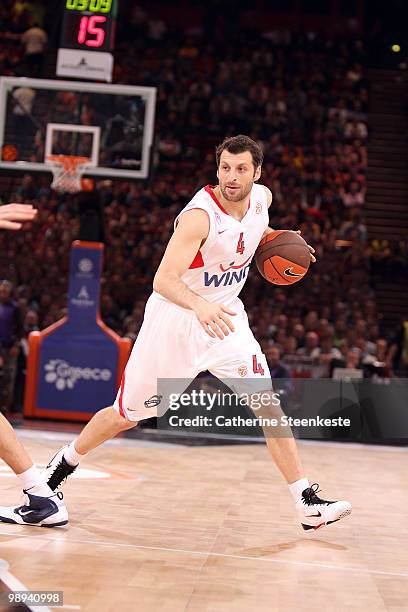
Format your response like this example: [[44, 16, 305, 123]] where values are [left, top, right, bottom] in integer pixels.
[[293, 229, 316, 263], [0, 203, 37, 230], [194, 300, 236, 339]]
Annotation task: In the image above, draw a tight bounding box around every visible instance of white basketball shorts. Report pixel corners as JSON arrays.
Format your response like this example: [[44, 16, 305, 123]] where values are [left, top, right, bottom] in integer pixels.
[[113, 292, 272, 421]]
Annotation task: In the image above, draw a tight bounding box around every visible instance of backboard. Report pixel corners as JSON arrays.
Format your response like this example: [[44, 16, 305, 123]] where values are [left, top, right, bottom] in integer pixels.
[[0, 77, 156, 180]]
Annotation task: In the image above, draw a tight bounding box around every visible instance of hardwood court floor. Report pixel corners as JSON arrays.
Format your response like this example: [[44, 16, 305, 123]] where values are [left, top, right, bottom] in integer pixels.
[[0, 434, 407, 612]]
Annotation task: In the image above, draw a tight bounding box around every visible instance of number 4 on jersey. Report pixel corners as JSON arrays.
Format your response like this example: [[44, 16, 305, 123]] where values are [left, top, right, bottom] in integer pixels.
[[236, 232, 245, 254], [252, 355, 264, 376]]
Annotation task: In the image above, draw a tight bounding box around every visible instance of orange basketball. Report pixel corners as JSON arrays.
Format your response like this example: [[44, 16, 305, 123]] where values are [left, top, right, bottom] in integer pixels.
[[2, 144, 18, 161], [255, 230, 311, 285]]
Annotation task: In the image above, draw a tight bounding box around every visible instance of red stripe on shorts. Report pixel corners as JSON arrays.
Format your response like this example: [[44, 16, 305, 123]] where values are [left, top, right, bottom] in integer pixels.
[[118, 369, 126, 418]]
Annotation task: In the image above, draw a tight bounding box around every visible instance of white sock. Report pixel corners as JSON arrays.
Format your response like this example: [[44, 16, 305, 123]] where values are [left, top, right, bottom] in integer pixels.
[[64, 440, 84, 466], [17, 465, 54, 497], [288, 477, 310, 502]]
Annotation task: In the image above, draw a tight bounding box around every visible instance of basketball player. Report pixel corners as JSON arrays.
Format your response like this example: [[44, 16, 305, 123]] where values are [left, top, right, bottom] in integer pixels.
[[0, 203, 68, 527], [2, 137, 351, 530]]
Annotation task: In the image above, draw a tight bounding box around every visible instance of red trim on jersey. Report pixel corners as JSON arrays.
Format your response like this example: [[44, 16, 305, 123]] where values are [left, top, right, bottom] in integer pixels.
[[118, 370, 126, 418], [219, 255, 252, 272], [189, 249, 204, 269], [204, 185, 250, 217], [205, 185, 229, 215]]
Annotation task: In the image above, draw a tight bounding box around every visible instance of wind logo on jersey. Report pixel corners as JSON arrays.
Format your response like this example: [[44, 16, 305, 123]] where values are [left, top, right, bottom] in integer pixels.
[[255, 202, 262, 214], [204, 262, 252, 287]]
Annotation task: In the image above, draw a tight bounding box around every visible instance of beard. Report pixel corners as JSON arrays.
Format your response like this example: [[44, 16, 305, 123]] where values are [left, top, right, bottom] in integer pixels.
[[219, 181, 253, 202]]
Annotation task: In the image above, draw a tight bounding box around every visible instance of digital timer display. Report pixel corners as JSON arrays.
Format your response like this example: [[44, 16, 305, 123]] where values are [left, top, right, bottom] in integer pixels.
[[62, 13, 112, 50], [60, 0, 117, 53], [66, 0, 113, 13]]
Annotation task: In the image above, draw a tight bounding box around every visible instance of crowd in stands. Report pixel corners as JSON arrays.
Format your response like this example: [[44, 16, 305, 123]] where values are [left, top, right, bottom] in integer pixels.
[[0, 5, 404, 410], [1, 1, 48, 79]]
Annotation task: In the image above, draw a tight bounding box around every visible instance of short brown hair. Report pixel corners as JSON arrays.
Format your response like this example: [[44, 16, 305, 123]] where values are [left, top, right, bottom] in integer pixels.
[[215, 135, 264, 170]]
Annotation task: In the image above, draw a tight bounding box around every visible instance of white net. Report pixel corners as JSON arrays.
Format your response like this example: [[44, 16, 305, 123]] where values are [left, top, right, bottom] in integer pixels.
[[47, 155, 91, 193]]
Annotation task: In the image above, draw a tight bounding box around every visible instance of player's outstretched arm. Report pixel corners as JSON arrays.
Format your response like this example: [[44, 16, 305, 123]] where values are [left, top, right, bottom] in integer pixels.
[[0, 203, 37, 230], [153, 209, 236, 339]]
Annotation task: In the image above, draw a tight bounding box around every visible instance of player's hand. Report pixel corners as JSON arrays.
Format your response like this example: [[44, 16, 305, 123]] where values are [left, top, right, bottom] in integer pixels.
[[293, 229, 316, 263], [194, 301, 236, 339], [0, 204, 37, 230]]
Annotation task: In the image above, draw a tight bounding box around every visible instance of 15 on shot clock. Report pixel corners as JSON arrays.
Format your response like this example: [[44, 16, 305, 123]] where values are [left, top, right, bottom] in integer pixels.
[[57, 0, 118, 81], [61, 0, 117, 52]]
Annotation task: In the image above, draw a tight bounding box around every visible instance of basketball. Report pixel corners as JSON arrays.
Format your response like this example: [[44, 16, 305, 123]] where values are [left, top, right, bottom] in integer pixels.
[[255, 230, 311, 285]]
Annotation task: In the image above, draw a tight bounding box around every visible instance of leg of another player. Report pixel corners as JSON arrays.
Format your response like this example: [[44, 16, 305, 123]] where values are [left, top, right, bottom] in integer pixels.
[[45, 407, 136, 491], [0, 413, 33, 475]]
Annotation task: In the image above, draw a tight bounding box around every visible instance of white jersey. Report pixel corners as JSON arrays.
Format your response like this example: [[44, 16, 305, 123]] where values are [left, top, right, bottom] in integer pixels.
[[168, 183, 269, 305]]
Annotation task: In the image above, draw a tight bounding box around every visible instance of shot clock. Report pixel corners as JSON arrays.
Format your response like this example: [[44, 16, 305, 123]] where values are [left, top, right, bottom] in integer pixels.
[[56, 0, 118, 82], [61, 0, 116, 52]]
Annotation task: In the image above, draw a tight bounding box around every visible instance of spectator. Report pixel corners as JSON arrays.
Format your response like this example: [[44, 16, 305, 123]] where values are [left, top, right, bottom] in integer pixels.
[[362, 338, 392, 378], [11, 87, 36, 147], [282, 336, 298, 357], [341, 181, 365, 207], [21, 20, 47, 77], [297, 332, 319, 357], [331, 347, 364, 379], [312, 337, 342, 377], [344, 347, 363, 370], [13, 308, 39, 411], [265, 345, 292, 397], [292, 324, 305, 348], [389, 320, 408, 374]]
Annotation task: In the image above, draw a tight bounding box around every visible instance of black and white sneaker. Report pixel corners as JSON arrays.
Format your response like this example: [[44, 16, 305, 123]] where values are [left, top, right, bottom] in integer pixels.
[[44, 446, 78, 491], [296, 483, 352, 531], [0, 490, 68, 527]]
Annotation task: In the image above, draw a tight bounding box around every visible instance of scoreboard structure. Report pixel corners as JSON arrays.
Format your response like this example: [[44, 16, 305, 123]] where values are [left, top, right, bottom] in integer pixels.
[[57, 0, 118, 82]]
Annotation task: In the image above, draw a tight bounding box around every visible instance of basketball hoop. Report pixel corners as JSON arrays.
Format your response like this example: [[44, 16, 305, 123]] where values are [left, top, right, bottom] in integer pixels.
[[46, 155, 93, 194]]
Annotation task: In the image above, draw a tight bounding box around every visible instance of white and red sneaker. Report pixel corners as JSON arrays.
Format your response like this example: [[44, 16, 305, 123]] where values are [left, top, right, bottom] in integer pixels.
[[296, 483, 352, 531]]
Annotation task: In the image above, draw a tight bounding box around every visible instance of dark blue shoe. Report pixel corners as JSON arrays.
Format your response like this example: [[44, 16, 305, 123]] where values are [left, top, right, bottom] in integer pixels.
[[0, 490, 68, 527]]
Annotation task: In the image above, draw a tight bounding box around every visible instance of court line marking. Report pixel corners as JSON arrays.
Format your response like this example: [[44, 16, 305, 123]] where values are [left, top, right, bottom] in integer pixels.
[[1, 533, 407, 580], [0, 558, 52, 612]]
